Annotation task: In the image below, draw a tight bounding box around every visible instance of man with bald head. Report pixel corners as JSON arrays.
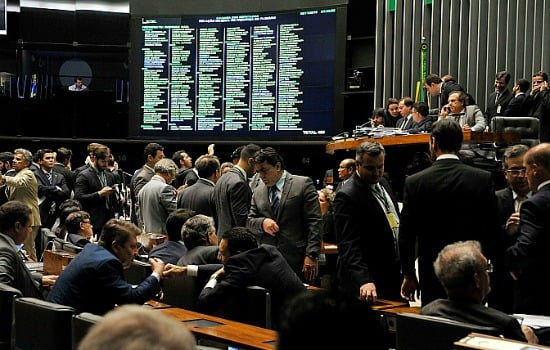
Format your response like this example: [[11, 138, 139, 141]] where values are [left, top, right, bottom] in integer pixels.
[[335, 158, 356, 192], [506, 142, 550, 316]]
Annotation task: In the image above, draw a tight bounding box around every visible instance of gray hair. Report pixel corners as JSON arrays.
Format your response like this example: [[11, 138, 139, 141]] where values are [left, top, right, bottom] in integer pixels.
[[154, 158, 178, 177], [181, 214, 216, 249], [13, 148, 33, 163]]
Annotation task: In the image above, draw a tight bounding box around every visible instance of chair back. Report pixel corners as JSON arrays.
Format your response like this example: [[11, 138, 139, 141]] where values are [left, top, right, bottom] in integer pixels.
[[162, 274, 201, 310], [0, 283, 22, 349], [395, 312, 500, 350], [491, 116, 540, 147], [211, 285, 272, 329], [71, 312, 103, 350], [123, 260, 151, 285], [12, 297, 77, 350]]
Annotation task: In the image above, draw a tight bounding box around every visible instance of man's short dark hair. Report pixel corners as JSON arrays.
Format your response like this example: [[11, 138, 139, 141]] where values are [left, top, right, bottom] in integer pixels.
[[143, 143, 164, 163], [496, 71, 511, 83], [195, 155, 220, 178], [0, 200, 31, 232], [253, 147, 285, 170], [240, 144, 261, 161], [93, 146, 111, 161], [64, 210, 91, 234], [516, 79, 531, 93], [425, 73, 443, 85], [430, 119, 463, 152], [413, 101, 429, 117], [98, 219, 141, 252], [221, 227, 258, 256], [165, 208, 196, 242], [34, 148, 54, 162], [533, 71, 548, 82], [56, 147, 72, 164]]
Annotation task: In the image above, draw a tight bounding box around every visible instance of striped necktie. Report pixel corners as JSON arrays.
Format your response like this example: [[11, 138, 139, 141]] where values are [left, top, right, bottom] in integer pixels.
[[270, 186, 280, 214]]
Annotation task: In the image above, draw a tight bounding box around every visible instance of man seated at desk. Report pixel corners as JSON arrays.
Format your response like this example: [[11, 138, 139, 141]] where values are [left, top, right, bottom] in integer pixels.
[[422, 240, 545, 345], [47, 219, 164, 315], [0, 200, 57, 298], [68, 76, 87, 91]]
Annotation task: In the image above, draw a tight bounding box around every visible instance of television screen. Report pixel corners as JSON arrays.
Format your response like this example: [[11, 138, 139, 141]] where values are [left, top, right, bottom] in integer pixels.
[[129, 6, 346, 141]]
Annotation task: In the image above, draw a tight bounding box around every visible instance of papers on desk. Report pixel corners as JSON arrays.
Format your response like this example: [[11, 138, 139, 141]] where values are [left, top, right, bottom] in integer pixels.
[[353, 127, 407, 138], [513, 314, 550, 329]]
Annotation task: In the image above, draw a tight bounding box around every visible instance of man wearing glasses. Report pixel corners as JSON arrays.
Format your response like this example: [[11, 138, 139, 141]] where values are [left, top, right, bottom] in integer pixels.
[[422, 240, 539, 345]]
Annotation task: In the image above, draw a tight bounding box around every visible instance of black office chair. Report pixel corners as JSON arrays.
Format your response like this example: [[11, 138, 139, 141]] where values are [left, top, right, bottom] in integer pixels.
[[162, 274, 202, 310], [0, 283, 22, 349], [490, 116, 540, 160], [395, 312, 500, 350], [12, 297, 77, 350], [210, 285, 273, 329], [123, 260, 152, 285], [71, 312, 103, 350]]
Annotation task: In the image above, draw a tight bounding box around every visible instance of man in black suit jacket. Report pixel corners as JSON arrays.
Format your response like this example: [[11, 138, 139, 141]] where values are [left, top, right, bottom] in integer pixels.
[[485, 71, 513, 126], [195, 227, 306, 328], [333, 141, 403, 302], [399, 119, 500, 306], [504, 78, 531, 118], [491, 144, 531, 313], [177, 154, 220, 219], [506, 142, 550, 316], [425, 73, 474, 112], [524, 71, 550, 142], [34, 149, 70, 230], [0, 201, 57, 298], [74, 145, 117, 237]]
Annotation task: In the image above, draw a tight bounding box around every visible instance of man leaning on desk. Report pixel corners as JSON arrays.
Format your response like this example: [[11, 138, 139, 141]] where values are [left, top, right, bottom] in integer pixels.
[[0, 201, 57, 299], [47, 219, 164, 315]]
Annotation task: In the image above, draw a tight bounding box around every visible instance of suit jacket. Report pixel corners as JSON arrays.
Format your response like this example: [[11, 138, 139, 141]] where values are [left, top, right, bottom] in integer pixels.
[[524, 89, 550, 142], [53, 163, 75, 193], [399, 158, 500, 306], [47, 243, 161, 315], [333, 173, 402, 301], [396, 115, 414, 130], [408, 116, 433, 134], [503, 93, 528, 118], [0, 233, 44, 299], [197, 245, 306, 321], [34, 169, 70, 229], [177, 178, 216, 218], [440, 80, 474, 107], [247, 173, 322, 278], [422, 298, 527, 342], [74, 166, 117, 236], [183, 168, 199, 187], [5, 167, 41, 227], [132, 165, 155, 197], [453, 105, 486, 131], [213, 167, 251, 238], [490, 186, 521, 313], [485, 88, 513, 125], [177, 245, 219, 266], [148, 240, 187, 265], [137, 175, 177, 234], [505, 183, 550, 315]]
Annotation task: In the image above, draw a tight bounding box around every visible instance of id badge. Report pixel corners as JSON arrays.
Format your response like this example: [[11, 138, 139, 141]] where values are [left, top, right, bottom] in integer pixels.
[[387, 212, 398, 228]]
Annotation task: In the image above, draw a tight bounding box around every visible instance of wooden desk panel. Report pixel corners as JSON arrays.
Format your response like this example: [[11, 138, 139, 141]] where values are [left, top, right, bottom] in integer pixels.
[[455, 332, 550, 349], [43, 249, 76, 275], [158, 307, 277, 350], [378, 305, 421, 333], [326, 131, 521, 154]]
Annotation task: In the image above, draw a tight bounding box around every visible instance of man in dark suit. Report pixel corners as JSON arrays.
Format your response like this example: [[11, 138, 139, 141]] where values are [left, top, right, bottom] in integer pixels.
[[177, 154, 220, 218], [195, 227, 306, 327], [504, 78, 531, 118], [47, 219, 164, 315], [247, 147, 322, 283], [333, 141, 403, 301], [213, 143, 260, 239], [425, 73, 474, 112], [34, 148, 70, 230], [0, 201, 57, 298], [485, 71, 513, 126], [399, 119, 500, 306], [396, 97, 415, 130], [148, 208, 195, 265], [490, 144, 530, 313], [177, 214, 219, 266], [335, 158, 356, 192], [53, 147, 75, 194], [423, 240, 539, 344], [506, 142, 550, 316], [524, 71, 550, 142], [74, 145, 118, 237]]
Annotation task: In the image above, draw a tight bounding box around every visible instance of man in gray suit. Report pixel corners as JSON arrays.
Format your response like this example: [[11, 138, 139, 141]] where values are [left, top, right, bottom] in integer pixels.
[[0, 200, 57, 298], [213, 144, 260, 239], [247, 147, 322, 282], [137, 158, 178, 235]]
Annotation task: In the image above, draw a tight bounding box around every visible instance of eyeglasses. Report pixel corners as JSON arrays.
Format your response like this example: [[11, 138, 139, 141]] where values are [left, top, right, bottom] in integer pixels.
[[486, 260, 494, 273], [505, 168, 526, 176]]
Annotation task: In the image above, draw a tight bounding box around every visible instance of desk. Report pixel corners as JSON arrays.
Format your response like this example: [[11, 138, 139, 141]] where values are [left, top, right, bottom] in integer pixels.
[[378, 305, 421, 333], [43, 249, 76, 275], [157, 307, 277, 350], [326, 131, 521, 154]]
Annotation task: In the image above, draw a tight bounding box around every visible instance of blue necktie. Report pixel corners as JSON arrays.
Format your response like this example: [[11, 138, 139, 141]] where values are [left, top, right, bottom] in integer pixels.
[[270, 186, 279, 215]]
